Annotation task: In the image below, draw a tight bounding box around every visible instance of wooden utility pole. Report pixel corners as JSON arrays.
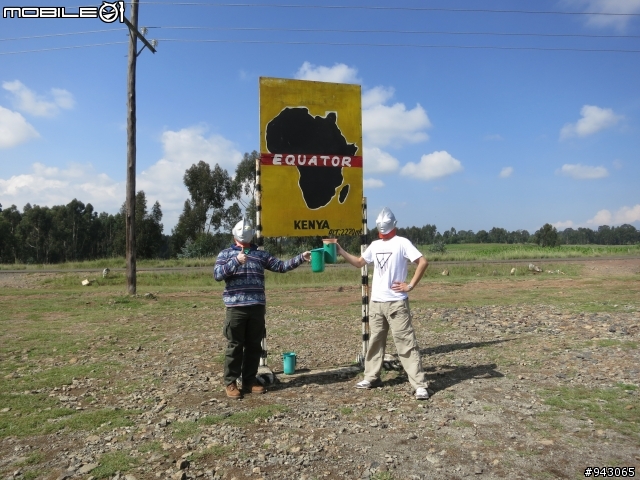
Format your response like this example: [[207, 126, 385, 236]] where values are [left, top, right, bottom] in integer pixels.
[[124, 0, 156, 295]]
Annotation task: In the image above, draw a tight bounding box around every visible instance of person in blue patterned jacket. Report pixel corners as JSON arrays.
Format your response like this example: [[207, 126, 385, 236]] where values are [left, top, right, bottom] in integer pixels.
[[214, 218, 311, 399]]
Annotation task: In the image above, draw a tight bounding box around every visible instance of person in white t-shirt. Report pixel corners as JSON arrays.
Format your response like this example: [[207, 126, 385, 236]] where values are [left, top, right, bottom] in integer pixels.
[[336, 207, 430, 400]]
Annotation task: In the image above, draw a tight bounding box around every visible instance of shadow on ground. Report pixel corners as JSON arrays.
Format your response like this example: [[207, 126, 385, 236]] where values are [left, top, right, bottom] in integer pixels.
[[265, 339, 507, 394]]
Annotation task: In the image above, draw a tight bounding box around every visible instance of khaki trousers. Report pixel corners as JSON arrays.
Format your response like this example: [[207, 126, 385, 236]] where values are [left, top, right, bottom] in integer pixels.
[[364, 299, 428, 390]]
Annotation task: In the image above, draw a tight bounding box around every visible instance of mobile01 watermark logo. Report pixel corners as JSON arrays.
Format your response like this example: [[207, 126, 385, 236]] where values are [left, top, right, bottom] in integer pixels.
[[3, 1, 125, 23]]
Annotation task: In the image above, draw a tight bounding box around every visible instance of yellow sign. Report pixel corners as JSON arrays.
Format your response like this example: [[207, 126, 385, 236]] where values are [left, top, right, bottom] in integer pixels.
[[259, 77, 363, 237]]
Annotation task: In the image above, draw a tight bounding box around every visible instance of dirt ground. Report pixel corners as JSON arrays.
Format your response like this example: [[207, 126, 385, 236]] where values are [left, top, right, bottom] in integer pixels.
[[1, 258, 639, 480]]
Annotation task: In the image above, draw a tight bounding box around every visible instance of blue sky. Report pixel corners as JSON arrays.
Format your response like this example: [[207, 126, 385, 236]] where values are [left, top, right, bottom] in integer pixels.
[[1, 0, 639, 235]]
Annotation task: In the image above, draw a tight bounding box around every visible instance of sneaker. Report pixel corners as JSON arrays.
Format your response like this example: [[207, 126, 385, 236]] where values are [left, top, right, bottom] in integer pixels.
[[355, 378, 382, 389], [242, 381, 265, 395], [225, 381, 242, 399], [415, 387, 429, 400]]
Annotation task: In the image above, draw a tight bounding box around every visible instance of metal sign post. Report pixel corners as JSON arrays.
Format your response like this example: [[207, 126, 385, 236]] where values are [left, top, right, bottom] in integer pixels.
[[358, 196, 369, 367], [254, 147, 274, 385]]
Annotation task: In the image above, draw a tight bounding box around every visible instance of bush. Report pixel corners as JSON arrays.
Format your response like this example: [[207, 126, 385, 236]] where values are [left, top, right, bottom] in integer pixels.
[[177, 233, 231, 258], [428, 241, 447, 254]]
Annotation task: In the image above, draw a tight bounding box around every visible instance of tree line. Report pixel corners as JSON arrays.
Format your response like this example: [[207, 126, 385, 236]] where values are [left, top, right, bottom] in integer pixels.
[[0, 192, 165, 264], [395, 223, 640, 247], [1, 153, 638, 264]]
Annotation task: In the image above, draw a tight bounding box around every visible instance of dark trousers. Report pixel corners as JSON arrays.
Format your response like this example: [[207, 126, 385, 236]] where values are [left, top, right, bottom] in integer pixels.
[[223, 305, 266, 386]]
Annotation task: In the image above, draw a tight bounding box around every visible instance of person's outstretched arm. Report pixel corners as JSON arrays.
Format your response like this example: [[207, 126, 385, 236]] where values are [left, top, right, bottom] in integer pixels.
[[336, 243, 367, 268], [264, 251, 311, 273]]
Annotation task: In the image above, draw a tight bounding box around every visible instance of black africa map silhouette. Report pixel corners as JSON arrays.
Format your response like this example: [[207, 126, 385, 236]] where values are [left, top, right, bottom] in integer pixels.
[[266, 107, 357, 210]]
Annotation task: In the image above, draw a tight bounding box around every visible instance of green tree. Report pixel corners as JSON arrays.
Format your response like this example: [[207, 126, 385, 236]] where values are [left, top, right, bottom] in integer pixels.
[[136, 192, 165, 259], [48, 199, 96, 261], [115, 191, 164, 259], [172, 161, 242, 255], [534, 223, 560, 247], [488, 227, 508, 243], [234, 151, 259, 225], [93, 211, 120, 258], [476, 230, 489, 243], [0, 215, 15, 263], [17, 204, 55, 263], [506, 229, 530, 244], [0, 205, 22, 263], [456, 229, 476, 243], [614, 224, 639, 244], [596, 225, 618, 245]]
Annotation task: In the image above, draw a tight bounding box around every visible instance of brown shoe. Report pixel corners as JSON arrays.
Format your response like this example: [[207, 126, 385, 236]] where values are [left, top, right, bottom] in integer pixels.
[[225, 381, 242, 399], [242, 381, 265, 395]]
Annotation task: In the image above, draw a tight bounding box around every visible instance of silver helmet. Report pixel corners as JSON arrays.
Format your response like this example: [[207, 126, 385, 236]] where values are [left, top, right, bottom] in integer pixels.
[[376, 207, 397, 235], [232, 218, 254, 244]]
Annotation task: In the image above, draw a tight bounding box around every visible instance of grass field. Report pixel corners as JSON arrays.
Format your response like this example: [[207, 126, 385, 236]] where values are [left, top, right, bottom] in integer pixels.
[[427, 243, 640, 261], [1, 243, 638, 271], [1, 253, 639, 478], [15, 259, 583, 293]]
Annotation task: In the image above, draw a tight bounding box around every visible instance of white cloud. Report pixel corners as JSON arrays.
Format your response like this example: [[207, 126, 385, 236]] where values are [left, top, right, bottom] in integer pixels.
[[0, 125, 243, 232], [363, 147, 399, 174], [484, 134, 504, 141], [560, 105, 622, 139], [587, 205, 640, 226], [363, 102, 431, 148], [295, 62, 361, 84], [362, 86, 394, 109], [51, 88, 75, 110], [2, 80, 75, 117], [400, 151, 463, 181], [499, 166, 513, 178], [0, 106, 39, 148], [613, 159, 623, 169], [295, 62, 431, 148], [363, 178, 385, 189], [565, 0, 640, 29], [0, 162, 122, 212], [587, 209, 614, 225], [138, 125, 243, 229], [614, 205, 640, 224], [553, 220, 575, 229], [558, 163, 609, 179]]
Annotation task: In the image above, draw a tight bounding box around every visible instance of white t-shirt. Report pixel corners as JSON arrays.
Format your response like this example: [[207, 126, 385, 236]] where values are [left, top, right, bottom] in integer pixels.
[[362, 235, 423, 302]]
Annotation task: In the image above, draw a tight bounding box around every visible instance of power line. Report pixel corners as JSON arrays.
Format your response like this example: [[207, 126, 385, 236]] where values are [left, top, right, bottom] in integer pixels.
[[0, 28, 127, 42], [3, 26, 638, 43], [0, 26, 640, 42], [2, 39, 638, 55], [0, 42, 127, 55], [154, 37, 640, 52], [148, 26, 640, 39], [138, 2, 640, 16], [3, 31, 639, 55]]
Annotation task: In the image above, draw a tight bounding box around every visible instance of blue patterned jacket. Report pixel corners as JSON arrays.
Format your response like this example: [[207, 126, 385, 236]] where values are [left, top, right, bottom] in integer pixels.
[[214, 244, 306, 307]]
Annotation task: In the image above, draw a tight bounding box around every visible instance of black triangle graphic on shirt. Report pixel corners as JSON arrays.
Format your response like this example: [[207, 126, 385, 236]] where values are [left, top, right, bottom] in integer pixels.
[[376, 252, 392, 271]]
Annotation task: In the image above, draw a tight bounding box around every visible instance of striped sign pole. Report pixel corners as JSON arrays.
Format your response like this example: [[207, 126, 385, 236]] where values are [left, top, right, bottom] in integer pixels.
[[255, 153, 268, 368], [360, 196, 369, 366]]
